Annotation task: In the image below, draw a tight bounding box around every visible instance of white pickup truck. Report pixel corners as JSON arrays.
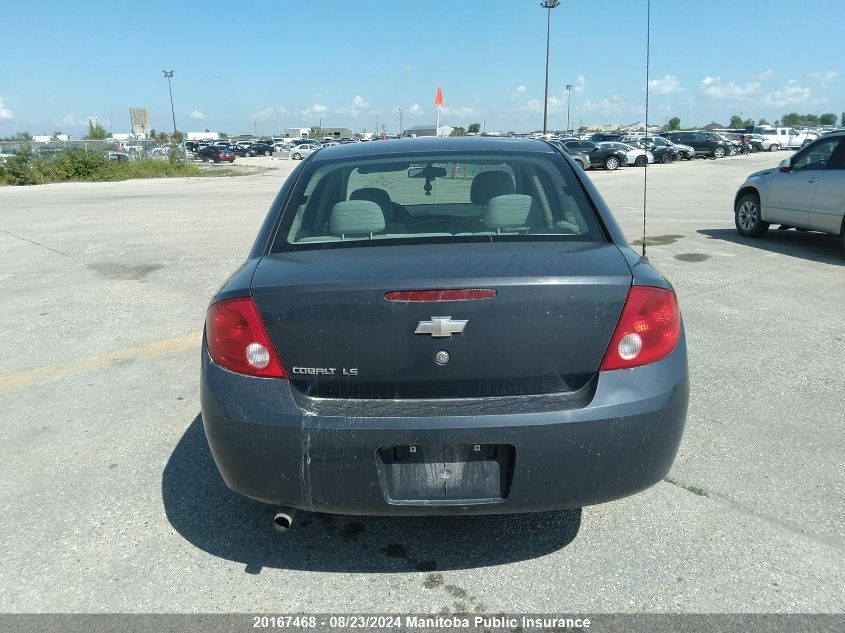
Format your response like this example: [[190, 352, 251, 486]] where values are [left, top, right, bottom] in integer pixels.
[[746, 126, 818, 151]]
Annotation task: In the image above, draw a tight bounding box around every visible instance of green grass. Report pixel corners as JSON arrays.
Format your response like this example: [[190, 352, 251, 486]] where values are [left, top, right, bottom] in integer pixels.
[[109, 159, 200, 180], [0, 148, 199, 185]]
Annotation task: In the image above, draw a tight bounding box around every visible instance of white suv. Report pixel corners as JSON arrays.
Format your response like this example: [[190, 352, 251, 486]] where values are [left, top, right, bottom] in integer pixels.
[[734, 131, 845, 251]]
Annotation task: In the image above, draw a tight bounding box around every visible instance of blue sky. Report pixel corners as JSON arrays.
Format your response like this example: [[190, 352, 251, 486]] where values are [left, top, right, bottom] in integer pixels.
[[0, 0, 841, 136]]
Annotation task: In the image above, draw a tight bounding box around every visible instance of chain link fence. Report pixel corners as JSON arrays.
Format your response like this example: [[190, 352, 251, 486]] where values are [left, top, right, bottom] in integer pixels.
[[0, 138, 185, 162]]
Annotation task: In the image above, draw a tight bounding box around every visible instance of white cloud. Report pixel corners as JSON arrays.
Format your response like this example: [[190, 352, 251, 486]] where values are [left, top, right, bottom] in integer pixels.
[[441, 105, 476, 117], [525, 94, 567, 114], [60, 114, 99, 127], [753, 69, 775, 81], [251, 107, 287, 123], [514, 84, 527, 96], [337, 95, 371, 118], [810, 70, 839, 87], [0, 97, 12, 120], [582, 94, 625, 115], [407, 103, 423, 116], [301, 103, 328, 118], [700, 76, 762, 99], [763, 80, 812, 107], [573, 75, 586, 93], [189, 110, 206, 120], [648, 74, 683, 94]]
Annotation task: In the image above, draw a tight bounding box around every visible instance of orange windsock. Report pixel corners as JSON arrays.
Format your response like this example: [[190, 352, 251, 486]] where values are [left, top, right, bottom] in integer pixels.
[[434, 87, 444, 107]]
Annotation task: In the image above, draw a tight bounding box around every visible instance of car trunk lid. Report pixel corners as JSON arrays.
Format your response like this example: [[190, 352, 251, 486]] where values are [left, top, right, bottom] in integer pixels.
[[251, 241, 632, 399]]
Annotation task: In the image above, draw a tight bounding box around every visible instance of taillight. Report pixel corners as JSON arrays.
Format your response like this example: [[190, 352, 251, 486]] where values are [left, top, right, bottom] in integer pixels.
[[205, 297, 287, 378], [599, 285, 681, 371]]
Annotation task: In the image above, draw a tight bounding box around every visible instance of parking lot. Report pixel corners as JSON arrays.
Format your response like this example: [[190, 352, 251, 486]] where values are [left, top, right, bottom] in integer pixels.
[[0, 152, 842, 613]]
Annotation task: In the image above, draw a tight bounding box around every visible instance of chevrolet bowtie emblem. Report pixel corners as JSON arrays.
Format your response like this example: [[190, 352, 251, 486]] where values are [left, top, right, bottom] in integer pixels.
[[414, 316, 468, 338]]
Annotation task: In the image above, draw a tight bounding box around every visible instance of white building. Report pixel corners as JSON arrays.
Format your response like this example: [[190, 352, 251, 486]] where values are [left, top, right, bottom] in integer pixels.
[[404, 124, 454, 137], [187, 131, 220, 141], [586, 123, 623, 132], [283, 127, 312, 139], [586, 122, 661, 133], [32, 134, 69, 142]]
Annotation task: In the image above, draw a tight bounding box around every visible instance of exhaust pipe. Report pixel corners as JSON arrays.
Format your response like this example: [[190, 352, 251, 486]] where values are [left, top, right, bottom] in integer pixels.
[[272, 507, 297, 532]]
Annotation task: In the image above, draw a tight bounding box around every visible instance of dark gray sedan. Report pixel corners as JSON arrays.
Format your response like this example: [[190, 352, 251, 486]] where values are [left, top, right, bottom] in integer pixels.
[[201, 137, 689, 527]]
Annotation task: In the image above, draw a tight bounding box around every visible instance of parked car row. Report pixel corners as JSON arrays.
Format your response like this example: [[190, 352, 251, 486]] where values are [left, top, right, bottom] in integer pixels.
[[187, 137, 365, 162], [190, 131, 756, 171], [552, 138, 677, 171], [187, 137, 333, 161], [548, 127, 812, 171]]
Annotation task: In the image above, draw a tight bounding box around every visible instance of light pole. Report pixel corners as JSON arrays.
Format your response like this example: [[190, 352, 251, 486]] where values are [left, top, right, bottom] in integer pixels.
[[565, 83, 573, 133], [162, 70, 177, 135], [540, 0, 560, 135], [162, 70, 186, 161], [398, 106, 403, 137]]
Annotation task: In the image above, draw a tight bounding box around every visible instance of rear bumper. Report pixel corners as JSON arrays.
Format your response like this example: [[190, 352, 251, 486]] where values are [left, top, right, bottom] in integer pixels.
[[200, 334, 689, 515]]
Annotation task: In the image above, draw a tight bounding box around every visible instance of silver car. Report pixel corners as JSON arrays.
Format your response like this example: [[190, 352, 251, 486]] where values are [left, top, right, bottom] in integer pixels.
[[289, 143, 320, 160], [734, 131, 845, 250]]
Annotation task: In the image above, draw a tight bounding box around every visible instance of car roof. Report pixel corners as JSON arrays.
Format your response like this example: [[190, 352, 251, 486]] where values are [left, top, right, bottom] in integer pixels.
[[309, 136, 556, 162]]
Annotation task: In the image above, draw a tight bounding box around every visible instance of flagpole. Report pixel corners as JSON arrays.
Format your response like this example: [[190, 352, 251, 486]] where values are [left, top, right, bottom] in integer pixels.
[[434, 87, 443, 136]]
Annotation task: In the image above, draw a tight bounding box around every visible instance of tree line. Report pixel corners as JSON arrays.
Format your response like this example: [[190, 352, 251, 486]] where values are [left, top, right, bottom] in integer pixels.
[[664, 112, 844, 131]]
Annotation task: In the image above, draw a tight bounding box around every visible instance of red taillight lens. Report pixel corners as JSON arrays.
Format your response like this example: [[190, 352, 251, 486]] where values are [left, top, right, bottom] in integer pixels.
[[384, 289, 496, 302], [599, 285, 681, 371], [205, 297, 287, 378]]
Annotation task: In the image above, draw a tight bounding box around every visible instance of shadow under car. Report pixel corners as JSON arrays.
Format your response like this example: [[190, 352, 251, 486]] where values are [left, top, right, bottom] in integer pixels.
[[698, 227, 843, 265], [162, 415, 582, 574]]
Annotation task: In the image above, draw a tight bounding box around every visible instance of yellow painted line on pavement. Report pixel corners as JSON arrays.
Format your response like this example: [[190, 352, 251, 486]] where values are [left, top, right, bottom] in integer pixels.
[[0, 331, 201, 394]]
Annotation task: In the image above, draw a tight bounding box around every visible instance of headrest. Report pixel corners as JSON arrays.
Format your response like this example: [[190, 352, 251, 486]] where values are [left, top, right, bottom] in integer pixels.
[[483, 194, 533, 229], [470, 170, 515, 205], [350, 187, 393, 222], [329, 200, 385, 235]]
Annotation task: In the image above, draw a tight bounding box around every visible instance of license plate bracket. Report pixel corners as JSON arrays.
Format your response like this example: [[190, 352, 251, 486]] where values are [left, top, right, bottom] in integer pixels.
[[376, 444, 514, 504]]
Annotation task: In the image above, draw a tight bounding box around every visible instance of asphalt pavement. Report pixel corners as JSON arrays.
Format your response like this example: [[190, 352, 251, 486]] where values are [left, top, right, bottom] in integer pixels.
[[0, 151, 842, 613]]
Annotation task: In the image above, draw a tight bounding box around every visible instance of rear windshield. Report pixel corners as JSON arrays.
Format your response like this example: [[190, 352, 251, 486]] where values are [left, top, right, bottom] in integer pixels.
[[271, 151, 605, 251]]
